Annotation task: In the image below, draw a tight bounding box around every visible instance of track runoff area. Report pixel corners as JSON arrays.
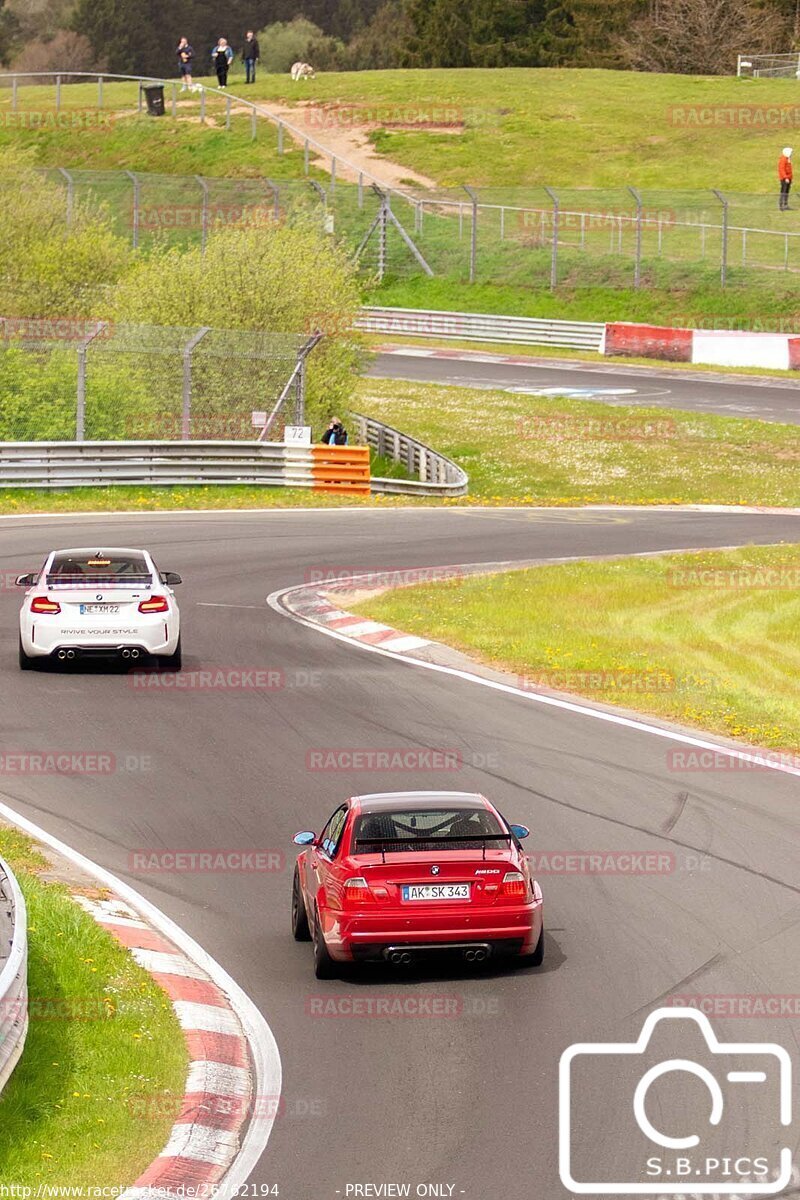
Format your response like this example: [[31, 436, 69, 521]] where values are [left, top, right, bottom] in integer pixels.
[[1, 498, 799, 1198]]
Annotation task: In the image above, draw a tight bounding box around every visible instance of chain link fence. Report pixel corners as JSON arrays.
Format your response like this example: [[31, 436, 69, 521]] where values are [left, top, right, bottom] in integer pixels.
[[0, 319, 317, 442], [29, 168, 800, 293]]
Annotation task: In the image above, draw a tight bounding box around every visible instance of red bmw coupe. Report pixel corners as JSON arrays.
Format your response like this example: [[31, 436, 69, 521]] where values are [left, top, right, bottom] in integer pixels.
[[291, 790, 544, 978]]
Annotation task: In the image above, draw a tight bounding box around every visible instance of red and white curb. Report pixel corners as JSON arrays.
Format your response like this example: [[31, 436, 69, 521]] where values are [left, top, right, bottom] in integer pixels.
[[286, 580, 434, 654], [73, 892, 253, 1197], [0, 795, 281, 1200]]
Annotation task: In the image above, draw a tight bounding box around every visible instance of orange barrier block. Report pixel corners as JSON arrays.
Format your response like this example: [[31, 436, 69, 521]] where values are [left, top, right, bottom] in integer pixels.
[[311, 445, 371, 496]]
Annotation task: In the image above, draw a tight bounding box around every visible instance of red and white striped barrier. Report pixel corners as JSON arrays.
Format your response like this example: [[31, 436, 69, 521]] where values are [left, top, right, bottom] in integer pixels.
[[604, 322, 800, 371]]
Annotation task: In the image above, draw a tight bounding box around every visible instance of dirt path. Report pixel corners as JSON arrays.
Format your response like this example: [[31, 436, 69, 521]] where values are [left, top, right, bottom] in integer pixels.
[[250, 99, 441, 190]]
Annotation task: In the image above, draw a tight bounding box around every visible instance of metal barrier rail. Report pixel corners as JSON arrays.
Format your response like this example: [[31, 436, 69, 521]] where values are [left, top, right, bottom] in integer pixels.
[[0, 856, 29, 1096], [357, 307, 604, 350], [0, 441, 371, 496], [354, 414, 468, 496]]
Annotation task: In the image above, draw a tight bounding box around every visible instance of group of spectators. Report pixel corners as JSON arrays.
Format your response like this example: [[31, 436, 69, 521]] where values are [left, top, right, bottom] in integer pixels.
[[176, 32, 260, 91]]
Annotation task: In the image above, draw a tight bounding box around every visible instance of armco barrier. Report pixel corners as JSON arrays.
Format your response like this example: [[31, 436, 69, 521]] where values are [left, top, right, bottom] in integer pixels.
[[603, 323, 693, 362], [354, 413, 468, 497], [0, 441, 370, 496], [358, 307, 604, 351], [0, 856, 28, 1096], [602, 321, 800, 370], [311, 445, 370, 496]]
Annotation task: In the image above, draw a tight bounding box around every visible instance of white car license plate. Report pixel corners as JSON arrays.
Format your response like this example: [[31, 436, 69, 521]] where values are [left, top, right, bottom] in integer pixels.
[[402, 883, 470, 902], [79, 604, 120, 615]]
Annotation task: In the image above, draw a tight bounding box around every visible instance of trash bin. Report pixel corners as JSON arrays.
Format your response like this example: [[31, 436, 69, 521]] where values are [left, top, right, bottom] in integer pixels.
[[142, 84, 165, 117]]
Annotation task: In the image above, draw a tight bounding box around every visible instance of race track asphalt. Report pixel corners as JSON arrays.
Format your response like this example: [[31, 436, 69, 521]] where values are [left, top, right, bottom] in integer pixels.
[[1, 506, 798, 1198], [369, 349, 800, 425]]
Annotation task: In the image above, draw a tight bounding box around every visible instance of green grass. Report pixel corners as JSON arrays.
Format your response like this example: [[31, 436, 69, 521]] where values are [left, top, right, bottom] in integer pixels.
[[350, 545, 800, 752], [0, 827, 187, 1187], [0, 485, 381, 514], [356, 377, 800, 506], [6, 68, 800, 191], [372, 275, 800, 329]]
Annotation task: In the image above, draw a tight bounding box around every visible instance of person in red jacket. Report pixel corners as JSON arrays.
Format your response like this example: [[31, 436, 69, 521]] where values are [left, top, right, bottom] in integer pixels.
[[779, 146, 793, 210]]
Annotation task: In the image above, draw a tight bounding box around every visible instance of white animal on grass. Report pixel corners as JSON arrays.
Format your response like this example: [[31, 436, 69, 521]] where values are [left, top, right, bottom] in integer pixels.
[[290, 61, 315, 80]]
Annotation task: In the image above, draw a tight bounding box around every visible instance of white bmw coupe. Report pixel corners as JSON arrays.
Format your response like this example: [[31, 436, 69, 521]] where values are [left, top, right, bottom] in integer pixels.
[[17, 547, 182, 671]]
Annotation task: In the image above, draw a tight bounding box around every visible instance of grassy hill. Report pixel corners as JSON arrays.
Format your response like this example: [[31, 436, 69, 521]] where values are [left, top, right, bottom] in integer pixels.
[[1, 68, 798, 190]]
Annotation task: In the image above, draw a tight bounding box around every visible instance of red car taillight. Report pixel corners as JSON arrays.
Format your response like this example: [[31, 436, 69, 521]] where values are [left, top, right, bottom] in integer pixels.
[[31, 596, 61, 614], [344, 877, 372, 904], [138, 596, 169, 613], [502, 871, 527, 898]]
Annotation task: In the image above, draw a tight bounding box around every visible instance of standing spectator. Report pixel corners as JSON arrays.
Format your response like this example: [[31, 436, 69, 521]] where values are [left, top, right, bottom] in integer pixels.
[[177, 37, 194, 91], [321, 417, 348, 445], [211, 38, 234, 89], [779, 146, 793, 210], [243, 30, 260, 83]]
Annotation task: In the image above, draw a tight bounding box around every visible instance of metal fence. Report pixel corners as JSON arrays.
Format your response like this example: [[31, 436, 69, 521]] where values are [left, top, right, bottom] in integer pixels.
[[1, 72, 799, 290], [357, 307, 605, 349], [0, 319, 317, 442], [0, 856, 28, 1097], [23, 166, 800, 294], [353, 413, 468, 496], [736, 52, 800, 78]]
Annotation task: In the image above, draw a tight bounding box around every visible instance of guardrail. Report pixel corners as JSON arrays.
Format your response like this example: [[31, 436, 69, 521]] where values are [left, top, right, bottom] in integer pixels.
[[354, 414, 468, 497], [0, 441, 371, 496], [357, 307, 605, 350], [0, 856, 28, 1096]]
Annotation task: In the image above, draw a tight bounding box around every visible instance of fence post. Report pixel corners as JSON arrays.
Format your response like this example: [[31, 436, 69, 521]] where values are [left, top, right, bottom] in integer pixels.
[[75, 322, 107, 442], [463, 186, 478, 283], [200, 88, 206, 124], [267, 178, 280, 221], [125, 170, 140, 249], [59, 167, 74, 230], [358, 171, 363, 207], [55, 75, 61, 113], [251, 107, 257, 140], [304, 139, 310, 175], [294, 356, 305, 424], [712, 188, 728, 288], [544, 186, 559, 291], [226, 94, 231, 130], [172, 82, 177, 118], [137, 83, 143, 115], [628, 185, 643, 289], [330, 156, 337, 196], [195, 175, 209, 253], [181, 327, 211, 441], [97, 76, 103, 109], [277, 121, 284, 154], [11, 75, 17, 112]]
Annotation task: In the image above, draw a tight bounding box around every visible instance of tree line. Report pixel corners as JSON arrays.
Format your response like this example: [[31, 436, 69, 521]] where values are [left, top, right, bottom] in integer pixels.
[[1, 0, 798, 77]]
